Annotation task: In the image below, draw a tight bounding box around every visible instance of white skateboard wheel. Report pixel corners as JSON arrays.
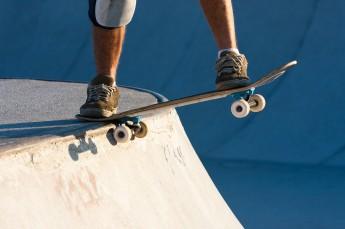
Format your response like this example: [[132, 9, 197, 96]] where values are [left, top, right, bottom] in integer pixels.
[[249, 94, 266, 112], [113, 125, 132, 143], [231, 99, 250, 118], [134, 121, 148, 138]]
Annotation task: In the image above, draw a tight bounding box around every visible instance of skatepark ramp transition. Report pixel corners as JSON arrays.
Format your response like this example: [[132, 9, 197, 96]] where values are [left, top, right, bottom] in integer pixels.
[[0, 79, 242, 228], [3, 0, 345, 227]]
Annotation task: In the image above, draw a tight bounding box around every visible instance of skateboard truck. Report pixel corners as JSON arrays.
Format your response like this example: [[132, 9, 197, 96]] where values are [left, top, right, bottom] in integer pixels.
[[112, 116, 148, 143], [230, 88, 266, 118]]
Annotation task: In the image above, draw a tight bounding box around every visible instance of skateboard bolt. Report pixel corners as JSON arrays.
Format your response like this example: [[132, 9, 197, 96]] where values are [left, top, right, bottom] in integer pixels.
[[236, 106, 243, 112], [118, 132, 125, 138]]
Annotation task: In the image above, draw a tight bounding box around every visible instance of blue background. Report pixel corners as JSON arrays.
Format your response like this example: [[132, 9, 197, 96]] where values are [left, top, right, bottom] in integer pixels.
[[1, 0, 345, 228]]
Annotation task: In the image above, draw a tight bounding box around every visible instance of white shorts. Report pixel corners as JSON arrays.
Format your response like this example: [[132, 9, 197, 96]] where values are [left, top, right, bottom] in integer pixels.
[[88, 0, 136, 28]]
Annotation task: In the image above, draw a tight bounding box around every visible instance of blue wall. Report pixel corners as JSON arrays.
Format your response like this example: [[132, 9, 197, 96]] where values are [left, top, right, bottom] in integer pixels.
[[2, 0, 344, 165], [2, 0, 345, 227]]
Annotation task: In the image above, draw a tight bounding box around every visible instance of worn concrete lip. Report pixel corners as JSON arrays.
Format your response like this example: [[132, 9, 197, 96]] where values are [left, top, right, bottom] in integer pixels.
[[0, 79, 163, 154]]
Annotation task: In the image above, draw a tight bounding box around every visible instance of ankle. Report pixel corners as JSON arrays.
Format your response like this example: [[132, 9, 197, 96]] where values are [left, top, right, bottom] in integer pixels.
[[90, 74, 115, 86], [218, 48, 240, 58]]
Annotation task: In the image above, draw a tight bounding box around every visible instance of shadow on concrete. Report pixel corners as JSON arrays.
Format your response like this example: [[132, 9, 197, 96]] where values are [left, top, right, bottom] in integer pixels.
[[0, 119, 119, 162], [0, 119, 101, 139], [68, 137, 98, 161], [67, 128, 117, 161]]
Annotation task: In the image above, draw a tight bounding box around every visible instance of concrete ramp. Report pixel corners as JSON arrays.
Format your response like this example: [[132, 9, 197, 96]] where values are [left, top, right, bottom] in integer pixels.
[[0, 80, 241, 228]]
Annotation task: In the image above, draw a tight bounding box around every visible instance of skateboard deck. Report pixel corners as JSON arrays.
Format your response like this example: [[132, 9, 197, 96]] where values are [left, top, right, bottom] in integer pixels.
[[76, 60, 297, 143]]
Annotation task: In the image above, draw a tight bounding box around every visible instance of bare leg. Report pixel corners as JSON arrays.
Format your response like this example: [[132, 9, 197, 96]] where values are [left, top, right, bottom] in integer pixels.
[[80, 26, 124, 117], [93, 26, 126, 81], [200, 0, 237, 49], [200, 0, 249, 90]]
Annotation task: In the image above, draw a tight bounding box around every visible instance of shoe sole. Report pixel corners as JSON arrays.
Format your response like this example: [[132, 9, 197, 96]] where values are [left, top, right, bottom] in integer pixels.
[[79, 107, 118, 118], [216, 79, 251, 91]]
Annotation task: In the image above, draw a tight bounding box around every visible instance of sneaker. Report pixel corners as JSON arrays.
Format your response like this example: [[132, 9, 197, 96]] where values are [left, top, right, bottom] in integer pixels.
[[80, 75, 119, 118], [215, 50, 251, 90]]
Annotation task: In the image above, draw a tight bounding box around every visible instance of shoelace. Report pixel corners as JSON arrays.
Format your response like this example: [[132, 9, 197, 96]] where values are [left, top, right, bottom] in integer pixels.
[[87, 84, 115, 102], [217, 53, 245, 74]]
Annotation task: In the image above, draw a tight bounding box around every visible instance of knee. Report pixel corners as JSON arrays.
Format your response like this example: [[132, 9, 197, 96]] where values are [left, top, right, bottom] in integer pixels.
[[89, 0, 136, 29]]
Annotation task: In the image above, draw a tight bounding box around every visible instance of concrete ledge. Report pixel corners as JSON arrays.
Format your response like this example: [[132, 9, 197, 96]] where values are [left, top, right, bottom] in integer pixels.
[[0, 79, 159, 155], [0, 79, 241, 228]]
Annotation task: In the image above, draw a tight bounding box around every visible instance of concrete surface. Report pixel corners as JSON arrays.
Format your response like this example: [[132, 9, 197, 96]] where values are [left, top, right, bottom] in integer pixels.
[[0, 79, 159, 123], [0, 112, 242, 228], [0, 81, 241, 229]]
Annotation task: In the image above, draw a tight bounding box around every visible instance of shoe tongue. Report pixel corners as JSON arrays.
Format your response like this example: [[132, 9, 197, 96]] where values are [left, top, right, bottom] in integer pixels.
[[90, 75, 114, 86]]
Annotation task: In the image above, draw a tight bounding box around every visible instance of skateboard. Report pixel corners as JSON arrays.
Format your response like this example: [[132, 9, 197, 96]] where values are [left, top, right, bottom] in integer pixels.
[[76, 60, 297, 143]]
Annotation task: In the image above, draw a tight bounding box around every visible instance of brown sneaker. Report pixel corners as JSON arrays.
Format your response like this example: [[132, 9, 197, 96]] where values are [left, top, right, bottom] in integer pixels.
[[80, 75, 119, 118], [215, 50, 251, 90]]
